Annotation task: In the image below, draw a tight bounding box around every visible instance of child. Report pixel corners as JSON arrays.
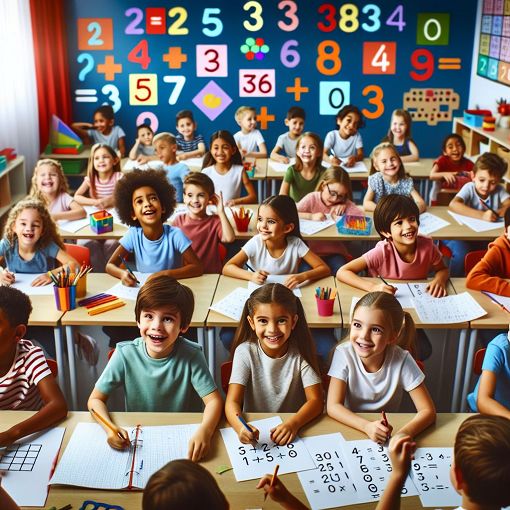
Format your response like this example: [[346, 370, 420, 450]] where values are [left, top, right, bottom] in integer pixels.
[[429, 133, 474, 204], [467, 329, 510, 418], [175, 109, 206, 160], [375, 415, 510, 510], [225, 283, 323, 445], [323, 104, 364, 167], [383, 109, 419, 162], [29, 158, 86, 221], [270, 106, 306, 163], [128, 123, 156, 164], [279, 132, 325, 202], [466, 207, 510, 295], [152, 132, 189, 202], [106, 169, 202, 285], [327, 292, 436, 443], [74, 143, 123, 270], [297, 166, 363, 274], [202, 130, 257, 206], [0, 286, 67, 447], [172, 173, 235, 274], [72, 104, 126, 157], [88, 275, 222, 460], [233, 106, 267, 159], [363, 142, 426, 213]]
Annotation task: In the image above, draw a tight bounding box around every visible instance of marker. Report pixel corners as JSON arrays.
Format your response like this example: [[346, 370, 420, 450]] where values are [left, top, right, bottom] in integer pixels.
[[90, 408, 129, 446], [119, 256, 140, 284], [245, 263, 255, 272], [479, 198, 501, 219], [264, 463, 280, 501], [236, 413, 258, 443]]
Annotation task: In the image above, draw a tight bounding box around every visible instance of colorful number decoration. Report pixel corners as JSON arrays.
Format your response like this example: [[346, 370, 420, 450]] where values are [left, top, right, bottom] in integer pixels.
[[280, 40, 300, 68], [385, 5, 406, 31], [362, 84, 384, 119], [278, 1, 299, 31], [124, 8, 144, 35], [136, 112, 159, 133], [363, 42, 396, 74], [202, 8, 223, 37], [243, 1, 264, 31], [416, 13, 450, 45], [128, 40, 151, 70], [146, 7, 166, 34], [77, 53, 94, 81], [78, 18, 113, 50], [410, 49, 434, 81], [101, 84, 121, 113], [239, 69, 275, 97], [162, 76, 186, 105], [168, 7, 189, 35], [319, 81, 350, 115], [129, 74, 158, 105], [196, 45, 228, 77], [316, 41, 342, 75]]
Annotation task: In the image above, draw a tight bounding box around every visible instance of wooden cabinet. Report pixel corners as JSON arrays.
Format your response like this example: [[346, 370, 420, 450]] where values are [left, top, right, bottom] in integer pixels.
[[0, 156, 26, 219], [453, 116, 510, 158]]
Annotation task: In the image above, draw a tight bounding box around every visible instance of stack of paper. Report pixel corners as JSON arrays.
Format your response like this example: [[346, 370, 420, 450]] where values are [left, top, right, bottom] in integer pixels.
[[341, 160, 368, 174], [104, 272, 152, 300], [448, 211, 503, 232], [299, 218, 336, 236]]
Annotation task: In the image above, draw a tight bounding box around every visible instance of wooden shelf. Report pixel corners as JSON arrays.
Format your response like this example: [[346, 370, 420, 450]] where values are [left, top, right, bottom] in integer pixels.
[[453, 116, 510, 156], [0, 156, 26, 219]]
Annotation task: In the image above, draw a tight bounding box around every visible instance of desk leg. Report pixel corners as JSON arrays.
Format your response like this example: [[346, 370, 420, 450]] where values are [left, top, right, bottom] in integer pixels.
[[257, 180, 263, 202], [207, 327, 216, 379], [451, 328, 467, 412], [271, 179, 277, 196], [65, 325, 78, 410], [197, 327, 205, 351], [53, 326, 65, 392], [460, 329, 478, 412]]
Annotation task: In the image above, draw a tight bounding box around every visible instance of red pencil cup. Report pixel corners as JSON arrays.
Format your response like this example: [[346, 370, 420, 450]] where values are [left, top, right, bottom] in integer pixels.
[[316, 296, 334, 317], [232, 213, 251, 232], [53, 286, 77, 311]]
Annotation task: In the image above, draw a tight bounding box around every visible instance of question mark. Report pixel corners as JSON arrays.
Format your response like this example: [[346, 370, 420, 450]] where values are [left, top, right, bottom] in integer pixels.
[[77, 53, 94, 82]]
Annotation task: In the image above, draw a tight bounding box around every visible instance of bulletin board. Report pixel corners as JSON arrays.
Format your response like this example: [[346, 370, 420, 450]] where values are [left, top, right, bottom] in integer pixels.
[[65, 0, 477, 157]]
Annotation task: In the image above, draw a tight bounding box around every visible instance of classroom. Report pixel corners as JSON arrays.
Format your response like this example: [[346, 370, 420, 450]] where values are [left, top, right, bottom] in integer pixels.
[[1, 1, 510, 509]]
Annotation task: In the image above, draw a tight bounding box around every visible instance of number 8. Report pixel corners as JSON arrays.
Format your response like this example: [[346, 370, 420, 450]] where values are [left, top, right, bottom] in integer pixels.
[[316, 41, 342, 75]]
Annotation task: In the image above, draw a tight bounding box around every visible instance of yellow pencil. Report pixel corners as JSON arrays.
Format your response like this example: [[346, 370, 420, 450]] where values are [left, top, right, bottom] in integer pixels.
[[87, 299, 125, 315], [264, 464, 280, 501], [90, 408, 128, 444]]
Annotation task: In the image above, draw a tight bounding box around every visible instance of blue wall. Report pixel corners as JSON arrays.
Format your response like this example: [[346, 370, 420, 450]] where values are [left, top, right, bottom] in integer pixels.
[[66, 0, 477, 157]]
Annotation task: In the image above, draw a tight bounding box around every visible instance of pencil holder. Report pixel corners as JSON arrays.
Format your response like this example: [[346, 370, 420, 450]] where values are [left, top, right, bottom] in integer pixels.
[[53, 285, 77, 311], [76, 274, 87, 298], [244, 161, 256, 178], [232, 210, 252, 232], [90, 210, 113, 234], [316, 296, 334, 317], [336, 215, 372, 236]]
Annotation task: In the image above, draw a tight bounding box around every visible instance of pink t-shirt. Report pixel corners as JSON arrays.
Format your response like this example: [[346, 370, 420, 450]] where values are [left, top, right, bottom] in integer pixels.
[[363, 235, 443, 280], [297, 191, 363, 258], [49, 192, 74, 214], [84, 172, 123, 199], [172, 213, 223, 273]]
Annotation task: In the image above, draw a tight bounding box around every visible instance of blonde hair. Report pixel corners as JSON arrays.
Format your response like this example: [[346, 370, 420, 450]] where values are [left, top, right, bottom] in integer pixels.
[[86, 144, 121, 198], [315, 166, 353, 200], [235, 106, 256, 123], [152, 132, 177, 146], [295, 132, 324, 174], [30, 159, 69, 204], [369, 142, 407, 179], [3, 198, 64, 250]]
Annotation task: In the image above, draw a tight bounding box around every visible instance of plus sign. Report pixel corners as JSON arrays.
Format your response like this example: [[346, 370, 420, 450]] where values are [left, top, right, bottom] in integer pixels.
[[256, 106, 275, 130], [97, 55, 122, 81], [163, 47, 187, 69], [286, 77, 309, 101]]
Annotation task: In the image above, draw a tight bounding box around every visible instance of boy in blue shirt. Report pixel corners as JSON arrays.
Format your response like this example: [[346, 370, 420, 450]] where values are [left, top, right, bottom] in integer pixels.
[[88, 275, 222, 461]]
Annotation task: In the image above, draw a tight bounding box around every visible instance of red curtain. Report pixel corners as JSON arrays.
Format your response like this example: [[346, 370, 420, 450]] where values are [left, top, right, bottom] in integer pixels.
[[30, 0, 72, 151]]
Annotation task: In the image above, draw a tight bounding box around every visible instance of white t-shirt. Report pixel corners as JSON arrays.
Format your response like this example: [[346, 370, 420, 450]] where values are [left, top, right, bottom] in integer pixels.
[[328, 343, 424, 412], [324, 130, 363, 159], [242, 235, 309, 274], [234, 129, 265, 153], [230, 340, 321, 412], [202, 164, 243, 203]]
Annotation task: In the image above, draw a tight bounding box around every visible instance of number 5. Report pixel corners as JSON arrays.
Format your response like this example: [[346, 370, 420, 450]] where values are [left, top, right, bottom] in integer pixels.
[[135, 78, 151, 102]]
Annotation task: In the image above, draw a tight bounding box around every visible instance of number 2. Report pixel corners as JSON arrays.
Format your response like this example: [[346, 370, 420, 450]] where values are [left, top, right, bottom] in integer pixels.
[[87, 22, 103, 46], [168, 7, 189, 35]]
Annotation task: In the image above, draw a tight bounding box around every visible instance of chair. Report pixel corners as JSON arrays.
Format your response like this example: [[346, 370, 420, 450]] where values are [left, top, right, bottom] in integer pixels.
[[473, 348, 486, 376], [63, 243, 90, 266], [46, 358, 58, 378], [218, 243, 227, 265], [221, 360, 232, 394], [464, 250, 488, 275]]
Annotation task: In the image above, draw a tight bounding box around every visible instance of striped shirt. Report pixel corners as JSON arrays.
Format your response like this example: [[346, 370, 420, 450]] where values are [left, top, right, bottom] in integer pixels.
[[84, 171, 123, 199], [176, 133, 205, 152], [0, 340, 51, 410]]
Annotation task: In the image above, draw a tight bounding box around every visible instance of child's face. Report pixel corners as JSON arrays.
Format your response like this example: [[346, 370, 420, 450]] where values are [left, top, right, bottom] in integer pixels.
[[374, 148, 400, 179], [350, 305, 395, 371], [238, 111, 257, 133], [285, 117, 305, 138], [247, 302, 298, 358], [137, 305, 186, 359], [382, 214, 419, 247], [183, 184, 209, 217], [93, 113, 113, 134], [473, 169, 499, 200], [337, 112, 360, 139], [297, 136, 320, 165], [443, 137, 465, 162], [138, 127, 154, 146], [155, 140, 176, 164], [14, 208, 43, 249], [36, 164, 60, 195], [131, 186, 163, 227], [176, 117, 196, 140], [93, 147, 117, 174], [0, 310, 21, 360], [211, 137, 236, 165], [320, 181, 349, 207], [391, 115, 407, 139], [256, 204, 292, 241]]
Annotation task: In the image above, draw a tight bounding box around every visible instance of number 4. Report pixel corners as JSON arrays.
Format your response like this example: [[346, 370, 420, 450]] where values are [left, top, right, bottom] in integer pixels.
[[163, 76, 186, 105], [371, 44, 390, 72]]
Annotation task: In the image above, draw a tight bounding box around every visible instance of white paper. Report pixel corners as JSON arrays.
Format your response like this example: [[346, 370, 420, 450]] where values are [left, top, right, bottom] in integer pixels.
[[10, 273, 54, 295], [410, 447, 461, 507], [58, 217, 90, 233], [413, 292, 487, 323], [123, 159, 164, 171], [248, 275, 302, 297], [299, 218, 336, 236], [482, 291, 510, 312], [0, 427, 65, 506], [51, 422, 198, 489], [418, 212, 450, 236], [220, 416, 316, 481], [268, 158, 295, 173], [447, 211, 504, 232], [209, 287, 252, 320], [104, 272, 151, 300], [341, 161, 368, 174], [392, 282, 430, 308]]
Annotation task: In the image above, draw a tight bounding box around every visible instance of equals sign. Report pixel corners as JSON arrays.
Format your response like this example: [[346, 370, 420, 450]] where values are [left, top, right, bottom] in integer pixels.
[[438, 57, 462, 70], [427, 464, 438, 469], [150, 16, 163, 26], [75, 89, 98, 103]]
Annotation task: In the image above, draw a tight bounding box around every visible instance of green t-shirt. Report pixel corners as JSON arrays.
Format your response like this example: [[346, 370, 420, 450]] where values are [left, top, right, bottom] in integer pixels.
[[96, 337, 216, 412], [283, 165, 325, 202]]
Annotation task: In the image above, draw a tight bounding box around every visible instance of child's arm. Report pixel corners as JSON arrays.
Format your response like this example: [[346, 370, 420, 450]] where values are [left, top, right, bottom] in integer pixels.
[[0, 374, 67, 447], [245, 141, 268, 159], [429, 162, 457, 184], [352, 146, 364, 164], [188, 389, 223, 461], [128, 139, 141, 160], [362, 187, 377, 212], [279, 180, 291, 196], [449, 196, 496, 221], [270, 144, 289, 163], [30, 249, 79, 287], [477, 369, 510, 419], [95, 193, 115, 210], [215, 192, 235, 243], [225, 383, 260, 444], [222, 249, 269, 284], [466, 249, 510, 295], [51, 200, 87, 222], [71, 122, 93, 144], [326, 377, 392, 443], [257, 475, 310, 510], [117, 137, 126, 158], [155, 246, 203, 279], [177, 142, 206, 160], [397, 382, 436, 438], [400, 140, 419, 163], [497, 197, 510, 216], [106, 245, 139, 286], [336, 257, 396, 294], [73, 179, 96, 206], [229, 171, 257, 206], [270, 383, 323, 445], [410, 188, 426, 213], [427, 260, 449, 297], [0, 486, 20, 510], [283, 250, 330, 289]]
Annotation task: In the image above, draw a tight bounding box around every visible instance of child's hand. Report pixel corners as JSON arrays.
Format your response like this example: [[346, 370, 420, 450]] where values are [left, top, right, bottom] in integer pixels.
[[240, 147, 248, 158], [107, 426, 130, 450], [31, 273, 51, 286], [311, 212, 326, 221], [364, 419, 393, 444], [331, 156, 341, 166], [0, 429, 17, 448], [94, 199, 107, 210], [225, 199, 236, 207], [121, 270, 138, 287], [214, 192, 225, 215], [136, 155, 150, 164], [238, 424, 259, 444], [251, 270, 269, 285], [270, 421, 297, 445], [257, 474, 297, 505], [283, 273, 304, 289], [443, 172, 457, 185], [426, 279, 447, 298], [330, 204, 348, 217], [281, 156, 290, 164], [344, 156, 356, 168], [388, 433, 416, 480], [373, 282, 397, 294], [188, 427, 211, 462], [0, 270, 15, 286]]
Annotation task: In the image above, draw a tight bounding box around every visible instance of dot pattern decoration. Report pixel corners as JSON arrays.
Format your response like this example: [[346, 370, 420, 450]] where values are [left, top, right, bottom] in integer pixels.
[[403, 88, 460, 126], [240, 37, 270, 60]]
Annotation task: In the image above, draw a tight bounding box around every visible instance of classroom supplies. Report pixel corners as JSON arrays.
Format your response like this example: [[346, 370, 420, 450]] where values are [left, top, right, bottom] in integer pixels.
[[104, 273, 152, 301], [243, 160, 256, 178], [119, 256, 140, 284], [90, 210, 114, 234], [418, 212, 450, 236], [412, 292, 487, 323], [90, 409, 129, 446], [336, 215, 372, 236], [340, 160, 368, 174], [77, 292, 126, 315], [315, 286, 336, 316], [248, 275, 302, 297], [9, 272, 54, 295], [264, 464, 279, 502], [479, 197, 500, 217], [230, 206, 252, 232], [236, 413, 259, 443], [481, 290, 510, 313], [209, 287, 252, 320], [53, 284, 76, 311], [50, 422, 199, 489], [0, 427, 65, 506], [268, 158, 296, 173], [79, 500, 125, 510], [220, 416, 316, 482], [448, 210, 503, 232], [58, 216, 90, 233], [45, 114, 83, 154], [299, 217, 336, 236]]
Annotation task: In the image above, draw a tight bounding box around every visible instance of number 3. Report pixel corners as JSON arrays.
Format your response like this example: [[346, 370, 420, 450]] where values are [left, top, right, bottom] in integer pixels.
[[362, 85, 384, 119], [243, 1, 263, 31]]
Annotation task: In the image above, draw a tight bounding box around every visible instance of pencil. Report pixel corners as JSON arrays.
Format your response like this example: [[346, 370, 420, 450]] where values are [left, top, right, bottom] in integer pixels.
[[378, 275, 390, 286], [88, 299, 126, 315], [381, 410, 388, 427], [90, 408, 128, 444], [264, 464, 280, 501], [236, 413, 258, 443], [119, 255, 140, 284], [479, 198, 500, 218]]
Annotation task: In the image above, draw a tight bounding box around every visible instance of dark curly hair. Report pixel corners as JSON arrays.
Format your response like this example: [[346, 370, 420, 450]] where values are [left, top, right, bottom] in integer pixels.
[[114, 169, 176, 227], [0, 285, 32, 327]]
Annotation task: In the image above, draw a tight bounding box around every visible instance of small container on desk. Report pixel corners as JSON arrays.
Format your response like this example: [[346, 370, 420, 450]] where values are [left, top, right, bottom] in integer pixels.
[[53, 285, 77, 311], [463, 109, 492, 128], [243, 160, 256, 178], [90, 210, 113, 234], [315, 287, 336, 317], [336, 215, 372, 236], [231, 206, 252, 232]]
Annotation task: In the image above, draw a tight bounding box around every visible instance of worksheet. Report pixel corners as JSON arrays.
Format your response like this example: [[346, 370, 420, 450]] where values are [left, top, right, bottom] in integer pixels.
[[413, 292, 487, 323], [10, 273, 54, 295], [418, 212, 450, 236], [248, 275, 302, 297], [341, 161, 368, 173], [209, 287, 252, 320], [448, 211, 504, 232], [104, 272, 151, 300], [268, 158, 295, 172], [299, 218, 336, 236], [58, 216, 90, 233]]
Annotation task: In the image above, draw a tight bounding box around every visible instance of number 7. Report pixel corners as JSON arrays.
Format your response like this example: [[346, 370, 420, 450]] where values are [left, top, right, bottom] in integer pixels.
[[163, 75, 186, 105]]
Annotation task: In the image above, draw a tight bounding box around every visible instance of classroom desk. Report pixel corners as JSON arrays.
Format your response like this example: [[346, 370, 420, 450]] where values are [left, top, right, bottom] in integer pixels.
[[59, 221, 128, 240], [6, 411, 469, 510], [60, 273, 219, 410]]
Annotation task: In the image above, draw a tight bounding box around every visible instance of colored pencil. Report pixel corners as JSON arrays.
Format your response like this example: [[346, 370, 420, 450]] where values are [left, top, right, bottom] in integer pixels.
[[236, 413, 258, 443], [90, 408, 128, 444], [479, 198, 500, 218], [120, 255, 140, 284], [264, 464, 280, 501], [88, 300, 126, 315]]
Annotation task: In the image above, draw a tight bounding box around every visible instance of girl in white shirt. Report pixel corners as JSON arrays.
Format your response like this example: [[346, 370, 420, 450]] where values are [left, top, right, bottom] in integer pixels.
[[225, 283, 323, 445], [327, 291, 436, 444]]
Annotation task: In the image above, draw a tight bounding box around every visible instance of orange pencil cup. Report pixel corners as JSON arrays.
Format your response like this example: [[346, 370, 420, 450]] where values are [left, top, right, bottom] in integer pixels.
[[316, 296, 334, 317], [53, 286, 76, 311], [76, 275, 87, 298]]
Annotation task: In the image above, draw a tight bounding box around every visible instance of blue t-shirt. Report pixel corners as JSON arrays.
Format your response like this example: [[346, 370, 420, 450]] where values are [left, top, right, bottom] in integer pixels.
[[163, 162, 189, 202], [86, 125, 126, 151], [467, 333, 510, 411], [176, 133, 205, 152], [0, 238, 59, 273], [119, 224, 191, 273]]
